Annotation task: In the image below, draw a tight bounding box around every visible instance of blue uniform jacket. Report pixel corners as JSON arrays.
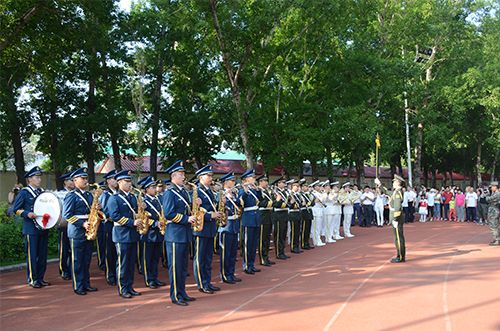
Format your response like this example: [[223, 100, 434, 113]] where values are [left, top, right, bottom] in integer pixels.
[[63, 189, 93, 240], [163, 185, 192, 243], [109, 191, 140, 243], [219, 192, 241, 234], [142, 194, 163, 243], [98, 189, 116, 221], [12, 186, 46, 235], [239, 188, 261, 227], [193, 184, 217, 238]]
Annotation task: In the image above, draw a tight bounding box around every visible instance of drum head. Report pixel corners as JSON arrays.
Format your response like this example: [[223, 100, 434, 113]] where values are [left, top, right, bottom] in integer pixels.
[[33, 192, 61, 229]]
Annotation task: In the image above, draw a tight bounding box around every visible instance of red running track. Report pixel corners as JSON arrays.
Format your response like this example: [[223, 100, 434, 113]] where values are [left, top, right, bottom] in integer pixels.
[[0, 222, 499, 331]]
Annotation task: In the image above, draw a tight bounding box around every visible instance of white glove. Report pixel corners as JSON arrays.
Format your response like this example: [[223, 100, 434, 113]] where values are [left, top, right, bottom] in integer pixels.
[[392, 220, 398, 228], [374, 178, 381, 186]]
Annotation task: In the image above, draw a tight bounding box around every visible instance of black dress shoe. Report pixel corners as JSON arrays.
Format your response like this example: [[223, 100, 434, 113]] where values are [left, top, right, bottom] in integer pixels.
[[390, 257, 405, 263], [308, 246, 315, 249], [232, 277, 242, 282], [268, 260, 276, 265], [40, 280, 51, 286], [301, 247, 310, 250], [107, 280, 117, 286], [223, 279, 236, 284], [261, 262, 272, 267], [489, 240, 500, 246], [172, 300, 188, 306], [30, 282, 42, 289], [283, 254, 290, 259], [61, 275, 71, 281], [74, 290, 87, 295], [208, 284, 221, 291], [291, 250, 301, 254], [86, 287, 98, 292], [244, 269, 255, 275], [199, 288, 214, 294], [277, 255, 287, 260], [183, 295, 196, 302], [120, 292, 132, 299], [251, 267, 261, 272], [155, 280, 166, 286], [130, 290, 141, 296], [149, 283, 158, 289]]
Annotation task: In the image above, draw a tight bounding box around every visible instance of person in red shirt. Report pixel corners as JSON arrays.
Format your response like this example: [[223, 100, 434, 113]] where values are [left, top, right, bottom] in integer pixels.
[[442, 187, 454, 221]]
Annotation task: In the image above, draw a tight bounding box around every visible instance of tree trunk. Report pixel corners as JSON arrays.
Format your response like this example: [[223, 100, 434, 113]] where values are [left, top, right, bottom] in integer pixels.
[[475, 143, 482, 186], [209, 0, 254, 169], [348, 162, 353, 182], [491, 148, 498, 182], [110, 131, 121, 171], [85, 66, 96, 183], [150, 55, 164, 177], [449, 170, 454, 186], [355, 159, 365, 186], [413, 124, 423, 188], [423, 162, 429, 188], [325, 146, 333, 180], [311, 159, 317, 178], [431, 169, 436, 188], [4, 78, 26, 185]]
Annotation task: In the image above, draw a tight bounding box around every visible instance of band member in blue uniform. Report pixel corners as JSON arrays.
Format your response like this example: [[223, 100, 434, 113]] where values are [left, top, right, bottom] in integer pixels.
[[289, 180, 303, 254], [239, 169, 261, 274], [218, 172, 242, 283], [163, 160, 197, 306], [139, 176, 165, 289], [272, 176, 290, 260], [193, 164, 222, 294], [55, 171, 74, 280], [256, 174, 275, 266], [109, 170, 143, 299], [98, 169, 118, 285], [63, 167, 100, 295], [161, 179, 171, 268], [12, 166, 50, 288]]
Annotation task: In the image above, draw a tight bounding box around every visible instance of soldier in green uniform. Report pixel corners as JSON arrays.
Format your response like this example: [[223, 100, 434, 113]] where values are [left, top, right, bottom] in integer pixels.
[[376, 175, 406, 263], [485, 181, 499, 246]]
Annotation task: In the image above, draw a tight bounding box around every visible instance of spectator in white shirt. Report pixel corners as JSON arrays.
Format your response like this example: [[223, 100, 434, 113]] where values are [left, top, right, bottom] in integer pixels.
[[426, 189, 435, 220], [465, 186, 478, 222], [360, 186, 374, 227]]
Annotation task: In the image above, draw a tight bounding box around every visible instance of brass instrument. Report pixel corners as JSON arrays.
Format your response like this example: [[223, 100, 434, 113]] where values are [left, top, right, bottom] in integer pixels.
[[188, 183, 205, 232], [159, 207, 166, 235], [86, 184, 105, 240], [217, 190, 228, 227], [133, 188, 152, 235]]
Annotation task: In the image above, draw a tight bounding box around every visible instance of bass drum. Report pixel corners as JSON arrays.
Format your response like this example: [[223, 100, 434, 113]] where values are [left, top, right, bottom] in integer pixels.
[[33, 192, 62, 230]]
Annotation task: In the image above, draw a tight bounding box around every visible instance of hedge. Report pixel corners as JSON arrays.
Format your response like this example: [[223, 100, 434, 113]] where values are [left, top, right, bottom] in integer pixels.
[[0, 202, 60, 266]]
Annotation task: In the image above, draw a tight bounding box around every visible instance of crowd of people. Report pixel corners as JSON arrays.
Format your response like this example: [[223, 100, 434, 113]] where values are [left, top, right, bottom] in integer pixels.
[[5, 165, 499, 307]]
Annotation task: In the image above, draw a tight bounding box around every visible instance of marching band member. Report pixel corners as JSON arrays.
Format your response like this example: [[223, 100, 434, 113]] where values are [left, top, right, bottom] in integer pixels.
[[218, 172, 242, 283], [163, 160, 197, 306], [339, 182, 355, 238], [194, 164, 222, 294], [289, 180, 303, 254], [322, 181, 336, 243], [300, 180, 315, 250], [109, 170, 142, 298], [239, 169, 261, 274], [12, 166, 50, 288], [331, 182, 344, 240], [257, 174, 275, 266], [55, 171, 74, 280], [139, 176, 166, 289], [272, 177, 290, 259], [161, 179, 172, 269], [63, 167, 100, 295], [98, 169, 118, 285], [311, 180, 326, 247]]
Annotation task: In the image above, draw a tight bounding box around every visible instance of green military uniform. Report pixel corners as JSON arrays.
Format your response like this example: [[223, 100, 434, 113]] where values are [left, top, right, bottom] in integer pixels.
[[485, 182, 500, 246], [381, 175, 406, 262]]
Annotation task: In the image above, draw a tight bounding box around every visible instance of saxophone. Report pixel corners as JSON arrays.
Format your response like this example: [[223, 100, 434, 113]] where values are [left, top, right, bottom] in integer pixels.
[[188, 183, 205, 232], [133, 188, 152, 235], [86, 184, 105, 240], [159, 207, 166, 235], [217, 190, 228, 227]]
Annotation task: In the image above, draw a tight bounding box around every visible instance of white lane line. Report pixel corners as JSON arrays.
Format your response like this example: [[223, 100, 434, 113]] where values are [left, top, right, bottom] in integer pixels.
[[323, 231, 443, 331], [200, 236, 392, 331], [442, 232, 487, 331]]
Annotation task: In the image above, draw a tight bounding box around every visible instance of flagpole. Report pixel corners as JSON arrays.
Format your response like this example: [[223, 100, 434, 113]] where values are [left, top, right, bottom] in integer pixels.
[[375, 133, 380, 179]]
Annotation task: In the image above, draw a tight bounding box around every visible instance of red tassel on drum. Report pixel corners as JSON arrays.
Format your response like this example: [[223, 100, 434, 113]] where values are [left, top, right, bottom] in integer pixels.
[[42, 213, 50, 228]]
